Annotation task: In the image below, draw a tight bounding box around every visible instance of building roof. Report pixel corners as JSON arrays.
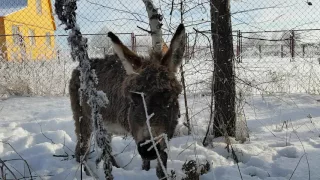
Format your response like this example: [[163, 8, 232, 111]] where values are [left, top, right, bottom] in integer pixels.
[[0, 0, 28, 17]]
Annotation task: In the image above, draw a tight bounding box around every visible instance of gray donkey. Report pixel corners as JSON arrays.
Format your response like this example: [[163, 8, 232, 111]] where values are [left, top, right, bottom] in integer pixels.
[[69, 24, 186, 179]]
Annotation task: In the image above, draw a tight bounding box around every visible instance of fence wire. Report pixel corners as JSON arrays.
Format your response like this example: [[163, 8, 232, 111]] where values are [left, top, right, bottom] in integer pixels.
[[0, 0, 319, 97]]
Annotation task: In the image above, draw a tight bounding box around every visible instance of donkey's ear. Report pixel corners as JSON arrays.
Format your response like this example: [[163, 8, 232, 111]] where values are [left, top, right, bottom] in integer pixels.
[[161, 24, 186, 72], [108, 32, 142, 75]]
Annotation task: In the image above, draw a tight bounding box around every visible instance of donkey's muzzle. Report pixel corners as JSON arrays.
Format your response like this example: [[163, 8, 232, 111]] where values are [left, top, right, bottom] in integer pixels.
[[137, 140, 161, 160]]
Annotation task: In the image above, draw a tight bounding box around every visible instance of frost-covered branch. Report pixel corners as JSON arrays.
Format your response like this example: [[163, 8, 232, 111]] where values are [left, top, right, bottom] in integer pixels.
[[132, 91, 169, 179], [142, 0, 163, 54], [54, 0, 112, 179]]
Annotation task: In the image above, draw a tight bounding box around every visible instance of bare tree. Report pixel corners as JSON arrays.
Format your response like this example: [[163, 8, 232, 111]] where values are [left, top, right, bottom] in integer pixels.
[[142, 0, 163, 55]]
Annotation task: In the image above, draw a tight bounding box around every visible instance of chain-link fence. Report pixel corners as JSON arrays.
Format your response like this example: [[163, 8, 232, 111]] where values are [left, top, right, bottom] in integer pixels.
[[1, 1, 320, 179], [0, 0, 319, 97]]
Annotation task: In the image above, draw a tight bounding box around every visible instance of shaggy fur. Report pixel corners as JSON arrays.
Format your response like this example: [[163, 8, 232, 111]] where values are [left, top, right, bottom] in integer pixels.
[[70, 24, 186, 179]]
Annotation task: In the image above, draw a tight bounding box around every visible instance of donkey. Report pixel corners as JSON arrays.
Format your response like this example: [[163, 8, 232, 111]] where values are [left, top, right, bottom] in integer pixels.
[[69, 24, 186, 179]]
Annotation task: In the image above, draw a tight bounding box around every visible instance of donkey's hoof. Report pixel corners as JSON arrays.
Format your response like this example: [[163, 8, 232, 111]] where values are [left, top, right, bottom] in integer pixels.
[[75, 143, 89, 163], [142, 160, 150, 171], [75, 154, 80, 163], [111, 156, 120, 168], [75, 149, 81, 162], [156, 167, 166, 180]]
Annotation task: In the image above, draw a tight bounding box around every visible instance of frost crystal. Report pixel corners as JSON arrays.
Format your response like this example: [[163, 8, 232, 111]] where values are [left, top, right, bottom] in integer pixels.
[[54, 0, 113, 179]]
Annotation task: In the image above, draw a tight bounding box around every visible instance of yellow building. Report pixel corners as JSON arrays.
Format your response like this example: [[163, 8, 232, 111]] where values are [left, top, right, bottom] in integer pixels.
[[0, 0, 56, 61]]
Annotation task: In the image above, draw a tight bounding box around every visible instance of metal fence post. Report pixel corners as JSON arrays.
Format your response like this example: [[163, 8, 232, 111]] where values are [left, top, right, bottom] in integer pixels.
[[131, 32, 136, 52], [237, 30, 242, 63], [185, 33, 189, 62], [290, 30, 295, 61], [57, 49, 60, 61], [240, 30, 242, 62], [259, 45, 262, 59]]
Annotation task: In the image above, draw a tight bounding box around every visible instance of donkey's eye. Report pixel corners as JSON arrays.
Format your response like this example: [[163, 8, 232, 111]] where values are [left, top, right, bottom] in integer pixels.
[[130, 92, 142, 105], [149, 92, 171, 107], [130, 101, 138, 108]]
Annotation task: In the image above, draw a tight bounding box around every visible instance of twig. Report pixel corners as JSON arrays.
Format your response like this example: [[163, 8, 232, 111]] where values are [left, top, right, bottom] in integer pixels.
[[292, 131, 311, 180], [53, 154, 72, 158], [230, 145, 244, 180], [177, 142, 195, 157], [38, 123, 55, 144], [122, 150, 138, 169], [137, 26, 153, 34], [82, 162, 98, 180], [169, 0, 175, 16], [140, 133, 166, 146], [38, 123, 75, 159], [0, 158, 18, 180], [4, 175, 54, 180], [132, 91, 169, 179], [113, 139, 134, 157], [2, 142, 35, 180], [53, 150, 94, 159], [7, 164, 23, 179], [1, 159, 26, 178], [288, 153, 306, 180]]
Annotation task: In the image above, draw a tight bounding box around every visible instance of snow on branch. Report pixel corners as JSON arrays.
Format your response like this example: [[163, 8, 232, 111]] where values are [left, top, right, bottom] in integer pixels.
[[142, 0, 163, 54], [54, 0, 112, 179], [131, 91, 169, 179]]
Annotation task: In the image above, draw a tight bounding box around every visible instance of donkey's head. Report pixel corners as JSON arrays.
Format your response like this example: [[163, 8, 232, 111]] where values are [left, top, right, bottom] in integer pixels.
[[108, 24, 185, 160]]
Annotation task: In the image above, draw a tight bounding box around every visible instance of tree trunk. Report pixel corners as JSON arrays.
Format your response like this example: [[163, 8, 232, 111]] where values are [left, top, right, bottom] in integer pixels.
[[142, 0, 163, 55], [211, 0, 236, 137]]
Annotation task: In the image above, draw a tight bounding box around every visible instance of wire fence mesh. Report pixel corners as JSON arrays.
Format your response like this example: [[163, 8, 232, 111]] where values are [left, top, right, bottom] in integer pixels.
[[0, 0, 319, 97], [1, 0, 320, 179]]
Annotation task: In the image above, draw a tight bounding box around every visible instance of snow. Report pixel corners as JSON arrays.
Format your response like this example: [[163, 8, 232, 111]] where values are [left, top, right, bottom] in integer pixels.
[[0, 93, 319, 179]]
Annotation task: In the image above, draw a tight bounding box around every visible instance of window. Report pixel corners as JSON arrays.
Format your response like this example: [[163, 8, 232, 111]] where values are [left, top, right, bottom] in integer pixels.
[[45, 32, 51, 46], [36, 0, 42, 14], [12, 25, 21, 45], [29, 29, 36, 46]]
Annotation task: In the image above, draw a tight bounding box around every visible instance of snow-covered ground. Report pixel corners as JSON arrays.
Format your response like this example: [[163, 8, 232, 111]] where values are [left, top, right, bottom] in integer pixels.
[[0, 93, 320, 180]]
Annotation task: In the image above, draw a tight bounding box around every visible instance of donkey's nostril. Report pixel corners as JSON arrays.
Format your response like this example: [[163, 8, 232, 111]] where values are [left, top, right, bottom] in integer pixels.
[[137, 140, 161, 160]]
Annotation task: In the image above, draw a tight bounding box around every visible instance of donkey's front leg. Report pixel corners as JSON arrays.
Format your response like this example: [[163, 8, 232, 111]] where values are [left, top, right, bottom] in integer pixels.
[[156, 152, 168, 180], [95, 133, 119, 168], [75, 115, 92, 162], [142, 159, 150, 171]]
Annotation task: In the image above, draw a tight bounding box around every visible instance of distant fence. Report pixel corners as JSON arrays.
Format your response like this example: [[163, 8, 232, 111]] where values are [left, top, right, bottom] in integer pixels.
[[1, 0, 320, 97], [1, 29, 320, 97], [1, 30, 320, 61], [234, 29, 320, 62]]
